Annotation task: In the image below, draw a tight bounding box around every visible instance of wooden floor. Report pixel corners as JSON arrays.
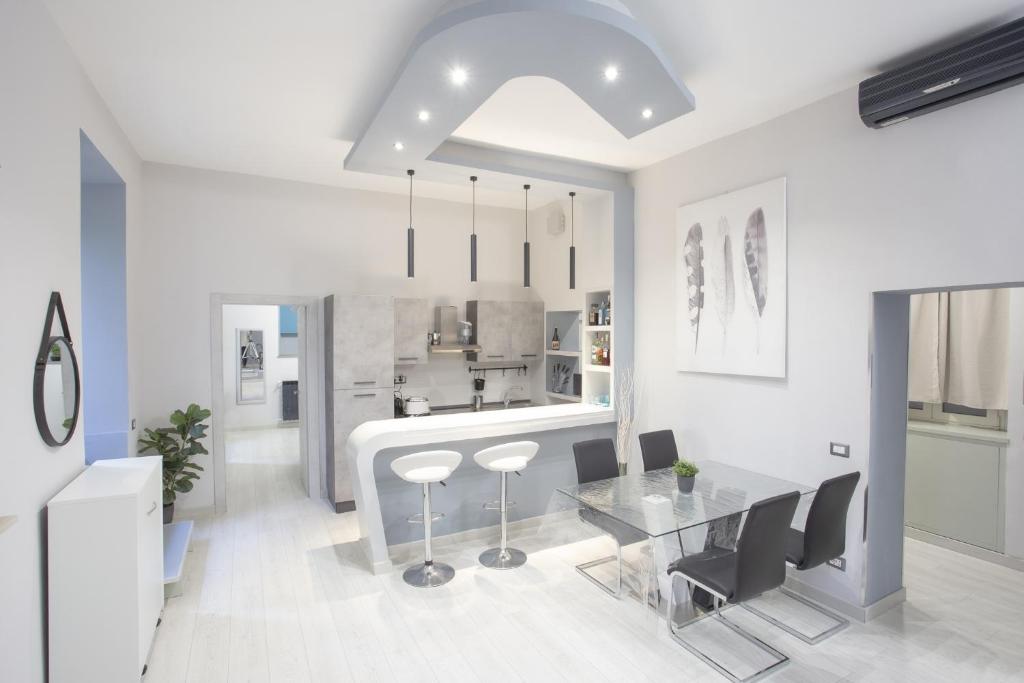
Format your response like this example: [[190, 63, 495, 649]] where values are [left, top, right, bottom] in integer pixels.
[[146, 428, 1024, 682]]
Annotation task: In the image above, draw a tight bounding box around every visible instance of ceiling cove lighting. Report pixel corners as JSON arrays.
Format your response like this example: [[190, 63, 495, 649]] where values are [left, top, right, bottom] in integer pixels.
[[418, 110, 431, 122], [569, 191, 576, 290], [523, 184, 531, 288], [469, 175, 478, 282], [641, 107, 653, 119], [394, 141, 405, 151], [450, 66, 468, 85], [406, 169, 415, 279], [603, 65, 619, 82]]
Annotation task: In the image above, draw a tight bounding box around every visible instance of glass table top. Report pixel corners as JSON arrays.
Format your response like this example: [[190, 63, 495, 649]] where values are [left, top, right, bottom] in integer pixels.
[[556, 460, 816, 538]]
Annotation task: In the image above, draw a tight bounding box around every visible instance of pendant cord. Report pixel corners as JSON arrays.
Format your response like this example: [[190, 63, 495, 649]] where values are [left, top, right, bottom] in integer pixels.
[[408, 172, 413, 227], [472, 177, 476, 235], [523, 184, 530, 240], [570, 191, 575, 245]]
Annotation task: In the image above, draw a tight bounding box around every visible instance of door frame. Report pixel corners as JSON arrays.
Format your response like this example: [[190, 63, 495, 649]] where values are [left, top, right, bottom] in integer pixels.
[[210, 293, 325, 513]]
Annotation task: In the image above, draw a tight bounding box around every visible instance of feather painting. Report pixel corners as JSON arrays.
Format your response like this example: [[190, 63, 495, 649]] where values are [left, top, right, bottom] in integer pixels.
[[683, 223, 705, 352], [709, 217, 736, 349], [744, 207, 768, 317]]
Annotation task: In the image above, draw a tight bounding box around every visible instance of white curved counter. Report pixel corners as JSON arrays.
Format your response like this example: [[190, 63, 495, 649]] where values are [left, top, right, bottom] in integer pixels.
[[347, 403, 614, 573]]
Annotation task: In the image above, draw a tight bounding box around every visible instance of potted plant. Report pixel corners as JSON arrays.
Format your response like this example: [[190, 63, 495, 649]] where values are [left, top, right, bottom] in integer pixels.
[[138, 403, 211, 523], [673, 459, 699, 493]]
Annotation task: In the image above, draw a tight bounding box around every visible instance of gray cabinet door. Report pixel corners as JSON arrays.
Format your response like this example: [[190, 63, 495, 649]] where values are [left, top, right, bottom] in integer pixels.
[[470, 300, 512, 361], [510, 301, 544, 360], [332, 295, 394, 389], [333, 388, 392, 503], [394, 298, 429, 365]]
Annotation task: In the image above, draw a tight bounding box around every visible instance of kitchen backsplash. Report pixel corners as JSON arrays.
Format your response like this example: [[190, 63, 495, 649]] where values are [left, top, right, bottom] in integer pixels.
[[397, 355, 536, 407]]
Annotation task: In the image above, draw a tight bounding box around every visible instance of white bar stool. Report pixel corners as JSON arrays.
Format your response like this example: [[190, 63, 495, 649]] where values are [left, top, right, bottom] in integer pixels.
[[390, 450, 463, 588], [474, 441, 539, 569]]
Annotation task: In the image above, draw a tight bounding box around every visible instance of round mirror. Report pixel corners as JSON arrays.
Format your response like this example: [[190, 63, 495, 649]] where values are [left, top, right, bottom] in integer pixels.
[[34, 336, 80, 447]]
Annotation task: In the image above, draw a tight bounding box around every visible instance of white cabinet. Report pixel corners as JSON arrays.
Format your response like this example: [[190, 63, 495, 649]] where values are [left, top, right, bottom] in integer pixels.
[[394, 298, 429, 365], [467, 300, 543, 362], [331, 294, 395, 389], [48, 456, 163, 683]]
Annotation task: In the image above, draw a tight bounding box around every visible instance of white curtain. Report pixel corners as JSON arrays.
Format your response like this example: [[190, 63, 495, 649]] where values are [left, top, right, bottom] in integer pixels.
[[908, 289, 1009, 410]]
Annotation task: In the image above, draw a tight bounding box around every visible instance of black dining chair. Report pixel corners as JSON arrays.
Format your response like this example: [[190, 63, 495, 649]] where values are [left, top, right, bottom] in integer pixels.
[[638, 429, 679, 472], [572, 438, 647, 597], [743, 471, 861, 644], [667, 491, 800, 683]]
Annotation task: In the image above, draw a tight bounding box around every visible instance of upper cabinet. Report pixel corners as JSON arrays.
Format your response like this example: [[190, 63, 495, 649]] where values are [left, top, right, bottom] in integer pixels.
[[394, 298, 429, 365], [330, 294, 395, 389], [467, 300, 543, 362]]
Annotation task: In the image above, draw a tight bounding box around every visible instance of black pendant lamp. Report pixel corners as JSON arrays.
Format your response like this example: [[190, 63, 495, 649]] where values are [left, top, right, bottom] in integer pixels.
[[569, 191, 576, 290], [406, 169, 415, 278], [523, 184, 531, 288], [469, 176, 478, 282]]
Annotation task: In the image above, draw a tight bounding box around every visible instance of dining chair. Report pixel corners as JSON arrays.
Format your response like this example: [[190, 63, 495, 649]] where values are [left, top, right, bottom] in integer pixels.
[[638, 429, 679, 471], [743, 471, 861, 644], [667, 491, 800, 683], [572, 438, 647, 597]]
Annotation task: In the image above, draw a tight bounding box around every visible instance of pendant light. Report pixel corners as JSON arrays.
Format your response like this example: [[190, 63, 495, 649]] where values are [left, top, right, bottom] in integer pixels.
[[523, 184, 531, 288], [469, 175, 478, 282], [568, 191, 576, 290], [406, 169, 415, 278]]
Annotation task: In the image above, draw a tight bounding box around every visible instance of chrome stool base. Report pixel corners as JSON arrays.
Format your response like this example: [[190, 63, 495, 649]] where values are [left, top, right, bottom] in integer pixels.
[[403, 561, 455, 588], [479, 546, 527, 569]]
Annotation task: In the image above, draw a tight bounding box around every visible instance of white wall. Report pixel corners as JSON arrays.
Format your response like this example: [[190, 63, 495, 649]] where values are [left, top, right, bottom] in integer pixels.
[[631, 85, 1024, 607], [0, 1, 142, 679], [221, 304, 299, 428], [139, 163, 613, 509]]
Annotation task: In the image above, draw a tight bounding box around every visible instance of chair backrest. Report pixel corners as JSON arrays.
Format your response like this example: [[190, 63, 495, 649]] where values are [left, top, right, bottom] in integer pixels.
[[800, 472, 861, 570], [638, 430, 679, 472], [572, 438, 620, 484], [734, 491, 800, 602]]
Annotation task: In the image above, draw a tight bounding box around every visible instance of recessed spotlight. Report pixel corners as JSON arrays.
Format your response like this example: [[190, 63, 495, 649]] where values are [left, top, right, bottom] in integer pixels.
[[418, 110, 431, 122], [450, 66, 468, 86], [604, 65, 619, 82], [641, 108, 653, 119], [393, 141, 405, 151]]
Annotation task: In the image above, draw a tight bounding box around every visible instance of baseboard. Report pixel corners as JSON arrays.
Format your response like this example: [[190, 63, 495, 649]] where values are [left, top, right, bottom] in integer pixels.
[[334, 500, 355, 513], [905, 526, 1024, 572], [225, 422, 301, 432], [783, 574, 905, 623]]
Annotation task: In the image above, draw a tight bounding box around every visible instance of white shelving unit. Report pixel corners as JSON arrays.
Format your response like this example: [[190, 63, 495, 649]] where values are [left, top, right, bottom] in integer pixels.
[[545, 310, 583, 402], [582, 290, 613, 408]]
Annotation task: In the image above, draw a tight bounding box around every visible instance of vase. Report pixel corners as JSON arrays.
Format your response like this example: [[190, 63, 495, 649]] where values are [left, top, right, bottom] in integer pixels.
[[677, 475, 695, 493], [163, 502, 174, 524]]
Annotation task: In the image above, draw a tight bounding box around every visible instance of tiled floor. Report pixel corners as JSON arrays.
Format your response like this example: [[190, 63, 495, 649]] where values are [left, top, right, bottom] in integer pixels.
[[145, 429, 1024, 682]]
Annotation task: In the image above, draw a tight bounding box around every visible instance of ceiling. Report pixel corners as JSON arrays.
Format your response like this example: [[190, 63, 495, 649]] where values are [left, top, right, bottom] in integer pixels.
[[44, 0, 1024, 205]]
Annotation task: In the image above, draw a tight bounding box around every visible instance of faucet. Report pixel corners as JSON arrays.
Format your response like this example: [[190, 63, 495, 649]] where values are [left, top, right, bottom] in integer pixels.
[[501, 386, 525, 408]]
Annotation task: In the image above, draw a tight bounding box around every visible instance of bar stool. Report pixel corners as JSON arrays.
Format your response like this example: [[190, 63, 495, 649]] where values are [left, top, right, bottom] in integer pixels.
[[390, 450, 463, 588], [474, 441, 539, 569]]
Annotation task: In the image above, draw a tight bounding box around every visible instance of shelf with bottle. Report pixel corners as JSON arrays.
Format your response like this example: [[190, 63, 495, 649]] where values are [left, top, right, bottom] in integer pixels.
[[586, 330, 612, 368], [585, 290, 612, 328]]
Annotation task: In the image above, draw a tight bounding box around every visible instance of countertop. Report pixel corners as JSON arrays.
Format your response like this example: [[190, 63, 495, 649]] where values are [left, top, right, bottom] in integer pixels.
[[394, 399, 533, 418]]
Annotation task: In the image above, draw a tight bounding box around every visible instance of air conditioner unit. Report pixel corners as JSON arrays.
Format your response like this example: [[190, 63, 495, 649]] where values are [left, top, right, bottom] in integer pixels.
[[859, 16, 1024, 128]]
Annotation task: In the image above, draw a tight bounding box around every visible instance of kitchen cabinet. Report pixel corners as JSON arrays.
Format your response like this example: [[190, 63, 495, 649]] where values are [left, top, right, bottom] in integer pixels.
[[394, 297, 429, 365], [332, 388, 393, 504], [331, 294, 394, 389], [467, 300, 543, 362], [48, 457, 163, 683]]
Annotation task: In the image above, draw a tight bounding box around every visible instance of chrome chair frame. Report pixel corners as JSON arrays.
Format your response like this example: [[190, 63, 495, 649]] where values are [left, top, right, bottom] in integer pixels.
[[741, 583, 848, 644]]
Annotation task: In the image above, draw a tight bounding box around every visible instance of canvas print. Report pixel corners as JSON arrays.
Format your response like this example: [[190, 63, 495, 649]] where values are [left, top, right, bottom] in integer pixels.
[[676, 178, 786, 377]]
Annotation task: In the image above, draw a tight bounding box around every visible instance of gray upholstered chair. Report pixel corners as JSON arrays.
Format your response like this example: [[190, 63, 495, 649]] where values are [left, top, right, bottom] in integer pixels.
[[638, 429, 679, 472]]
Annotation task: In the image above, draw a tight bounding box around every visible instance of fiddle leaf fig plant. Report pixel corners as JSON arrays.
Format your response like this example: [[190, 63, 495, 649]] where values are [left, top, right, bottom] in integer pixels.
[[138, 403, 211, 505]]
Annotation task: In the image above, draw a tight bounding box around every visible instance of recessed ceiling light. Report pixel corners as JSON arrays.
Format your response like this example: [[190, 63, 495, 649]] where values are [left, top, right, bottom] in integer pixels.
[[393, 141, 405, 151], [641, 108, 653, 119], [418, 110, 431, 122], [450, 66, 468, 86], [604, 65, 619, 82]]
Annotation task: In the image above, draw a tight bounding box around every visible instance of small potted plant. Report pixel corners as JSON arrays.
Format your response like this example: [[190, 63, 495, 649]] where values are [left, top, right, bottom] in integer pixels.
[[673, 459, 699, 493], [138, 403, 211, 523]]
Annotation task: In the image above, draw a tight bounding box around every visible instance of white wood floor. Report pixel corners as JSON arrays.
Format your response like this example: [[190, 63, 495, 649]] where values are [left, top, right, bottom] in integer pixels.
[[146, 428, 1024, 682]]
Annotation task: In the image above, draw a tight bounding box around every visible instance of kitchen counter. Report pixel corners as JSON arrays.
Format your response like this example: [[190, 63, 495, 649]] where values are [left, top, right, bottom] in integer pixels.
[[347, 402, 615, 573]]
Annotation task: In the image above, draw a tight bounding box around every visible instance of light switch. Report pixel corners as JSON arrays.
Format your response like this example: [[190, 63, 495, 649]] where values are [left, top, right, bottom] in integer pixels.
[[830, 442, 850, 458]]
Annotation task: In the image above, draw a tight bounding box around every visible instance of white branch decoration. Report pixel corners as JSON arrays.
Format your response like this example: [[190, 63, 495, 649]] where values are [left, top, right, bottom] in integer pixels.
[[615, 366, 643, 473]]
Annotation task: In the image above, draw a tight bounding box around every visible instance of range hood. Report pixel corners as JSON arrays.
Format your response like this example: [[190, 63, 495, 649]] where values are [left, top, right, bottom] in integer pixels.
[[429, 306, 481, 354]]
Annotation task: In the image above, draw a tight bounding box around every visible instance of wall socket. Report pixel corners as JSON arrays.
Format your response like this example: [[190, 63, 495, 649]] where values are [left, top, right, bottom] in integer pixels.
[[827, 556, 847, 572], [394, 375, 407, 385], [829, 442, 850, 458]]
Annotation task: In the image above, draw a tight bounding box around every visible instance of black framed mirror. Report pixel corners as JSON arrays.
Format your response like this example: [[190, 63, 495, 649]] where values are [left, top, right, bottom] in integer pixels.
[[34, 292, 81, 447]]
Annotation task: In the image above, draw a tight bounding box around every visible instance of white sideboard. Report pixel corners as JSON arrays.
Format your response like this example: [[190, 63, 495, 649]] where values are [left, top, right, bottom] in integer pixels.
[[48, 456, 164, 682]]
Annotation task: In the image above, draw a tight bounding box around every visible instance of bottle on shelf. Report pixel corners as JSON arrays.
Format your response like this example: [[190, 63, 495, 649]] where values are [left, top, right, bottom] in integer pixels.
[[589, 304, 598, 326], [551, 327, 560, 351]]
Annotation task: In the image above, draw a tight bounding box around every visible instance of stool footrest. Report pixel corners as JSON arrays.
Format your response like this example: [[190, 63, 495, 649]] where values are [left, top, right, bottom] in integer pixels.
[[483, 500, 516, 511], [407, 512, 445, 524]]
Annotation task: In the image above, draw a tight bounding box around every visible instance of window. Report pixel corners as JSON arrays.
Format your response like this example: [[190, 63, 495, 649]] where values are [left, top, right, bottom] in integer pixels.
[[907, 401, 1006, 431]]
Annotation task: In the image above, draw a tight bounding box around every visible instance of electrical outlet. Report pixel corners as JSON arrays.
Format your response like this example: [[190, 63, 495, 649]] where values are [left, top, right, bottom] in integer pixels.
[[828, 556, 846, 572], [829, 442, 850, 458], [394, 375, 407, 385], [131, 418, 136, 430]]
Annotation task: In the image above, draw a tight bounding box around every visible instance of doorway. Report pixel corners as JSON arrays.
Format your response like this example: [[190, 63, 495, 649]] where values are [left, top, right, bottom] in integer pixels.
[[79, 132, 129, 463], [210, 295, 324, 513]]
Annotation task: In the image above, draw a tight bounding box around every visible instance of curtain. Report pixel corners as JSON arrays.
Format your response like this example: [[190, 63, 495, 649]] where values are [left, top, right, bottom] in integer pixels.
[[907, 289, 1009, 410]]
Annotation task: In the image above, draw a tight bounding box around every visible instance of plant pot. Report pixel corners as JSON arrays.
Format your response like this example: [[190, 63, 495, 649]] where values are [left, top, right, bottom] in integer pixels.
[[676, 475, 695, 493], [163, 502, 174, 524]]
